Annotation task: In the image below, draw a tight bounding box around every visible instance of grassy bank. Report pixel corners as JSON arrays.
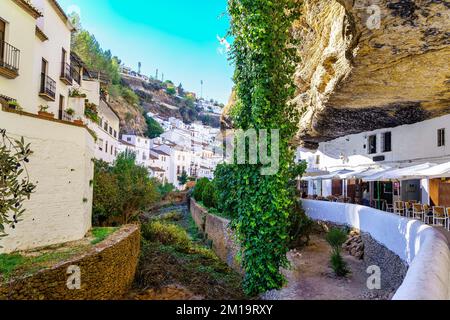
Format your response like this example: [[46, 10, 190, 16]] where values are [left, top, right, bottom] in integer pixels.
[[133, 207, 246, 300]]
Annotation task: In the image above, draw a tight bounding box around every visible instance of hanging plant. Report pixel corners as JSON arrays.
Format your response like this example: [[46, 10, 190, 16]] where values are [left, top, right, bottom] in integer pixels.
[[0, 129, 37, 243], [223, 0, 304, 295]]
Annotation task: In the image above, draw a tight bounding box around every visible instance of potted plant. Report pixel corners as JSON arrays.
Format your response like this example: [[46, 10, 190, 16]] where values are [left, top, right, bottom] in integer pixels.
[[66, 108, 75, 117], [38, 105, 54, 119], [73, 117, 84, 125], [7, 100, 23, 111]]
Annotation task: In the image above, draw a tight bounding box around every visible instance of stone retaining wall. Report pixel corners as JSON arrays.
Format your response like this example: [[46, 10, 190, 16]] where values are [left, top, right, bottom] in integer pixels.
[[302, 199, 450, 300], [0, 224, 140, 300], [190, 198, 241, 273]]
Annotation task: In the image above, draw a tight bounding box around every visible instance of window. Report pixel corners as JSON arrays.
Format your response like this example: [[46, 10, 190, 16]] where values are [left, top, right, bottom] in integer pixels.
[[438, 128, 445, 147], [105, 141, 108, 153], [114, 130, 117, 138], [368, 135, 377, 154], [177, 166, 180, 174], [315, 155, 320, 165], [382, 132, 392, 152], [98, 139, 104, 151], [127, 137, 131, 142], [109, 126, 112, 135], [104, 121, 108, 131], [99, 118, 103, 127]]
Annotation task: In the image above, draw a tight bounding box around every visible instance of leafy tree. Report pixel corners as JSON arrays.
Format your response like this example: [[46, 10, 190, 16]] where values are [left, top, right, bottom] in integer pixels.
[[224, 0, 304, 295], [166, 86, 176, 96], [92, 152, 159, 226], [202, 182, 218, 209], [177, 170, 188, 186], [144, 114, 164, 139], [0, 130, 36, 243], [192, 178, 209, 202]]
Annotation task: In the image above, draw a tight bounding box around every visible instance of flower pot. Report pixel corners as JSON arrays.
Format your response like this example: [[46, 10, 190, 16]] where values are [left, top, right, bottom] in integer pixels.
[[38, 111, 54, 119]]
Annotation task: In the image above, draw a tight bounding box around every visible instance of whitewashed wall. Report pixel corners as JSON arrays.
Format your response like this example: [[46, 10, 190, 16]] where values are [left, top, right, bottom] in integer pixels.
[[302, 199, 450, 300], [0, 111, 94, 253], [297, 113, 450, 172]]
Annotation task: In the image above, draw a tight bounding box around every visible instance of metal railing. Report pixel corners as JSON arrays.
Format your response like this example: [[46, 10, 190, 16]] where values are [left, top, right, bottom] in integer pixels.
[[0, 41, 20, 73], [60, 62, 73, 83], [40, 73, 56, 100]]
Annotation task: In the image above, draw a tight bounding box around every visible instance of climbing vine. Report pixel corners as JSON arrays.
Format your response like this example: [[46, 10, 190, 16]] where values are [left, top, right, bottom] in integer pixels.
[[223, 0, 304, 295], [0, 129, 36, 243]]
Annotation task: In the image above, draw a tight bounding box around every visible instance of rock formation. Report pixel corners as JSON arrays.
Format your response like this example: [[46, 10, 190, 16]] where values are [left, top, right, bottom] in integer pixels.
[[222, 1, 450, 148], [293, 0, 450, 148]]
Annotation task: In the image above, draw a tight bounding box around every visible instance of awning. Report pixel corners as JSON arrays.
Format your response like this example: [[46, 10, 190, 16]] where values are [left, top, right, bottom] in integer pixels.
[[415, 161, 450, 178], [363, 163, 436, 181], [301, 169, 353, 181]]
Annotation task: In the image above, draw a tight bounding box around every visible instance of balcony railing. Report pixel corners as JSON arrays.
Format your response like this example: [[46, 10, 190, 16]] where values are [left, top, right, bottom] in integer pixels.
[[60, 62, 73, 85], [39, 73, 56, 101], [0, 41, 20, 79]]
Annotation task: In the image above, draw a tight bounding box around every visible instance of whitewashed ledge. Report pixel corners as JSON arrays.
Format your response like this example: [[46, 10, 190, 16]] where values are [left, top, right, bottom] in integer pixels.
[[302, 199, 450, 300]]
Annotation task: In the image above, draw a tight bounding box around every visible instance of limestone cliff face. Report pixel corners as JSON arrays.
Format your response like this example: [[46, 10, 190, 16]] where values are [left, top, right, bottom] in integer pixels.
[[294, 0, 450, 148]]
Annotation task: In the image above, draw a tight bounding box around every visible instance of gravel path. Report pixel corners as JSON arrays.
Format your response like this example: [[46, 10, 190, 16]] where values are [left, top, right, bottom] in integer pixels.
[[262, 235, 394, 300]]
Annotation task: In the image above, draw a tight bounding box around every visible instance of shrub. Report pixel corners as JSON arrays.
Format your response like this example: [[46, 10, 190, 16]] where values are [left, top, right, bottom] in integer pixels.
[[156, 182, 175, 199], [202, 182, 218, 209], [141, 221, 190, 251], [193, 178, 209, 202], [289, 201, 314, 248], [326, 228, 349, 276]]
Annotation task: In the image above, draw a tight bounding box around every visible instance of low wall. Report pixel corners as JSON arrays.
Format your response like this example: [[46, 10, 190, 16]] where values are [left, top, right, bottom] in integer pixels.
[[190, 199, 241, 273], [302, 199, 450, 300], [0, 225, 140, 300]]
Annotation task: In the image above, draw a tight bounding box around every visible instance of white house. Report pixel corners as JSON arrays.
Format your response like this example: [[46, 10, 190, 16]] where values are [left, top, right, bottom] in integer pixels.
[[0, 0, 94, 253], [120, 134, 152, 166]]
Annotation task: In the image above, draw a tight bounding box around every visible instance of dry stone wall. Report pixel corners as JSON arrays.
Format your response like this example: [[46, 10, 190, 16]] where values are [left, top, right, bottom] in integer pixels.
[[190, 198, 242, 273], [0, 225, 140, 300]]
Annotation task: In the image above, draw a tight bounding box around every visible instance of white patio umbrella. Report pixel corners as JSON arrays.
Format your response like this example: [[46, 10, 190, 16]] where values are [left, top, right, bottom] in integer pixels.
[[415, 161, 450, 178], [382, 162, 437, 181]]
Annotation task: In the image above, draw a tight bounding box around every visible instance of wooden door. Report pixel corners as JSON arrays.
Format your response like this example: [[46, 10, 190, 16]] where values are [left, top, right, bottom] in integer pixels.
[[332, 180, 343, 196], [58, 95, 64, 120], [41, 58, 47, 75], [439, 180, 450, 207], [0, 20, 5, 62], [61, 48, 66, 75]]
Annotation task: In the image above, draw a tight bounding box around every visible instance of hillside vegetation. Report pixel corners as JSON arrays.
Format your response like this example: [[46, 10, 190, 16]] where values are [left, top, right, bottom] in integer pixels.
[[69, 12, 221, 137]]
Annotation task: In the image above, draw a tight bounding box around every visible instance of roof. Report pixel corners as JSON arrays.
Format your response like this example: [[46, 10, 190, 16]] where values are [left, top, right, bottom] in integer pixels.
[[119, 140, 134, 147], [12, 0, 42, 18], [151, 149, 171, 156], [149, 166, 165, 172], [149, 154, 159, 160]]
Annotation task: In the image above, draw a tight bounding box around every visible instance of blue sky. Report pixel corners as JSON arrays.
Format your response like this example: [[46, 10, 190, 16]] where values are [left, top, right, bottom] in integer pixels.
[[58, 0, 233, 104]]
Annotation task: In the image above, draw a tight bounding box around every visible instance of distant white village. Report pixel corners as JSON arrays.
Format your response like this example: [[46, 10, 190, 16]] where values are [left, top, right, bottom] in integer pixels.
[[118, 114, 223, 189]]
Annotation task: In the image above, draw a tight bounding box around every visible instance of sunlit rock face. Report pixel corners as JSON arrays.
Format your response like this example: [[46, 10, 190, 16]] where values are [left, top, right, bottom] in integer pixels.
[[293, 0, 450, 148]]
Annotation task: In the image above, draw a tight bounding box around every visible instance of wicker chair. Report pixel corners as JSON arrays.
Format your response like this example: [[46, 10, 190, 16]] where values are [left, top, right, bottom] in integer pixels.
[[412, 203, 424, 221], [394, 201, 405, 216], [433, 206, 448, 228]]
